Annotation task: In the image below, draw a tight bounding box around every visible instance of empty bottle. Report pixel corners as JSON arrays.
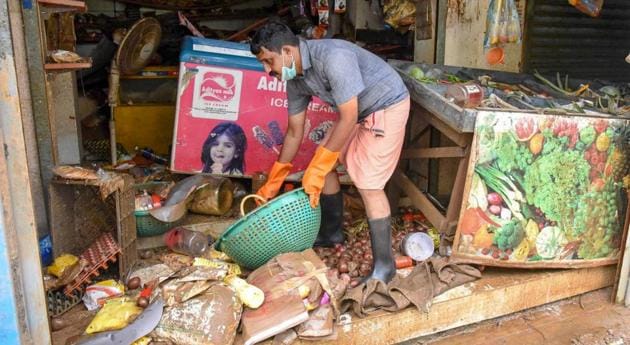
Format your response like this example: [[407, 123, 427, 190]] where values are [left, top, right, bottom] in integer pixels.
[[163, 227, 211, 257]]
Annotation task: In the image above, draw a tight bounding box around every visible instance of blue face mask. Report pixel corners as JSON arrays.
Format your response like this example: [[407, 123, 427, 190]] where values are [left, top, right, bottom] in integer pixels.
[[281, 53, 297, 81]]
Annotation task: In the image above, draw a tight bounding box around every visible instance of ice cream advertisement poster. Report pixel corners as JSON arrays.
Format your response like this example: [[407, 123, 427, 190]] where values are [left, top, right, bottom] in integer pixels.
[[452, 111, 629, 268], [172, 62, 338, 176]]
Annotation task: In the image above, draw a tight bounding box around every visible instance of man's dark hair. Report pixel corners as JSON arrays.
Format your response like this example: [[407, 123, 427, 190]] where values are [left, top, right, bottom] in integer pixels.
[[250, 21, 299, 55]]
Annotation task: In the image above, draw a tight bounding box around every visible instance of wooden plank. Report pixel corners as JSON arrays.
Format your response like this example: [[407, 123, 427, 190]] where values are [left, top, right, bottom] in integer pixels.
[[392, 169, 445, 232], [440, 149, 470, 236], [44, 62, 92, 71], [412, 106, 473, 147], [37, 0, 86, 11], [260, 266, 616, 345], [615, 190, 630, 304], [400, 146, 465, 159], [407, 119, 430, 146]]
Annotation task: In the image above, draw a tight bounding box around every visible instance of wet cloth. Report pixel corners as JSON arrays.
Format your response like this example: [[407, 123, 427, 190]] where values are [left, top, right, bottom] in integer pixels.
[[320, 97, 410, 190], [340, 257, 481, 317], [286, 38, 409, 120]]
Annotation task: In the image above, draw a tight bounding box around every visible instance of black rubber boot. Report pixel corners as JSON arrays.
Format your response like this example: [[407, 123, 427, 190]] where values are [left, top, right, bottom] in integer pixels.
[[313, 191, 345, 247], [361, 217, 396, 284]]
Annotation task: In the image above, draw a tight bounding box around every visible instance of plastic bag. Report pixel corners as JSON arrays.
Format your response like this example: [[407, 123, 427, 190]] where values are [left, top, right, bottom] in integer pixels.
[[484, 0, 521, 48], [384, 0, 416, 31], [131, 337, 151, 345], [154, 284, 242, 345], [568, 0, 603, 17], [85, 297, 143, 334], [47, 254, 79, 278], [82, 280, 125, 311]]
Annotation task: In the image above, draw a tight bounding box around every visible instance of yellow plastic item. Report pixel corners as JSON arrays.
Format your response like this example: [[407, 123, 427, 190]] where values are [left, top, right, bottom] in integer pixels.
[[206, 248, 231, 262], [47, 254, 79, 278], [224, 275, 265, 309], [89, 279, 125, 291], [194, 257, 241, 276], [298, 285, 310, 299], [131, 336, 151, 345], [303, 298, 319, 311], [85, 297, 143, 334]]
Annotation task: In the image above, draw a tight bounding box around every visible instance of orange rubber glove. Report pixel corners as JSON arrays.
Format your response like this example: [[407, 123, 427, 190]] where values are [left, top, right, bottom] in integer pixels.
[[302, 146, 340, 208], [256, 161, 293, 201]]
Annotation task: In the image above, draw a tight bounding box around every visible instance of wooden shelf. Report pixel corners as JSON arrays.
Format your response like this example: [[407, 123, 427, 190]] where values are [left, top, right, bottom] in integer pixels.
[[44, 61, 92, 71], [37, 0, 86, 12]]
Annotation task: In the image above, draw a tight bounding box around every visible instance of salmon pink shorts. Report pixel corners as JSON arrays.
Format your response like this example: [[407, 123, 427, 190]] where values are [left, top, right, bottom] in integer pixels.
[[321, 97, 410, 190]]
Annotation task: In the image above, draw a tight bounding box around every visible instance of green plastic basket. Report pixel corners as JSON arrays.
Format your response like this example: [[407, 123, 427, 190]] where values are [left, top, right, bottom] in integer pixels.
[[135, 209, 180, 237], [215, 188, 320, 269], [134, 182, 179, 237]]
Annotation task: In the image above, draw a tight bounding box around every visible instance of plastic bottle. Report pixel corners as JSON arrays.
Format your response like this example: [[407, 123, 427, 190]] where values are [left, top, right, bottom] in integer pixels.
[[446, 82, 485, 108], [163, 227, 211, 257]]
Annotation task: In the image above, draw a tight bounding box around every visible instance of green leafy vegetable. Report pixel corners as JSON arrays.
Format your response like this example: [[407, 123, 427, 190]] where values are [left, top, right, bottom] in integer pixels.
[[540, 128, 567, 154], [579, 126, 596, 146], [477, 124, 497, 165], [493, 219, 525, 250], [476, 165, 525, 220], [523, 150, 590, 230], [493, 132, 533, 173]]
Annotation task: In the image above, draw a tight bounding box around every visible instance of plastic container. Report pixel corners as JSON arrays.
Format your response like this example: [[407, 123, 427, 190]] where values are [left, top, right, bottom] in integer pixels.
[[39, 234, 53, 266], [485, 46, 505, 65], [215, 188, 320, 269], [446, 82, 485, 108], [134, 182, 176, 237], [189, 176, 234, 216], [164, 227, 212, 257], [401, 232, 435, 262], [395, 256, 413, 269]]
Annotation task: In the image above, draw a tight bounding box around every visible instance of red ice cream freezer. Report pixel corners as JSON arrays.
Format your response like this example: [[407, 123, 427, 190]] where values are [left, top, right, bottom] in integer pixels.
[[171, 36, 339, 178]]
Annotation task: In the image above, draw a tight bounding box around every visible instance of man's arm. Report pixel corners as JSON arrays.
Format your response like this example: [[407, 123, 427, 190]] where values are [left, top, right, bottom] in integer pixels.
[[278, 110, 306, 163], [321, 96, 358, 152]]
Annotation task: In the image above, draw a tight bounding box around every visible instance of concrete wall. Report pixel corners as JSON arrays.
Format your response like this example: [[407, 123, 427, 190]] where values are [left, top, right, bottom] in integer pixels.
[[443, 0, 526, 72]]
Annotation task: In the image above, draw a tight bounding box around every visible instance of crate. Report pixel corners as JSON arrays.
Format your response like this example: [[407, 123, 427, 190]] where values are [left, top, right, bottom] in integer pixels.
[[49, 175, 137, 278]]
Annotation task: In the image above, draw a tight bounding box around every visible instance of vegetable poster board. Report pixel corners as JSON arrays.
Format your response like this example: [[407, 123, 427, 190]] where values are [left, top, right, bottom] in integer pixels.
[[453, 111, 629, 268]]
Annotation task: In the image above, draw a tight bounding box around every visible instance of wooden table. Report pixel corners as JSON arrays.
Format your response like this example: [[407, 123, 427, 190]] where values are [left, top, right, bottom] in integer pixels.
[[387, 60, 477, 241]]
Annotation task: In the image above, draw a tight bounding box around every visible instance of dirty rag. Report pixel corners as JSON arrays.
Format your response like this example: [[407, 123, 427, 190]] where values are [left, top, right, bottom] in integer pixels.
[[341, 257, 481, 317]]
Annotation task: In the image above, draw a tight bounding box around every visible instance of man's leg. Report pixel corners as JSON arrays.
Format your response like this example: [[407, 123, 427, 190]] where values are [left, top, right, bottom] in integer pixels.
[[359, 188, 395, 283], [314, 169, 345, 247]]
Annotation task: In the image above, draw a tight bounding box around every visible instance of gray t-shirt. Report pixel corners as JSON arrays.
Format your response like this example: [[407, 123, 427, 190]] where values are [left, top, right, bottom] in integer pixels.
[[287, 39, 409, 120]]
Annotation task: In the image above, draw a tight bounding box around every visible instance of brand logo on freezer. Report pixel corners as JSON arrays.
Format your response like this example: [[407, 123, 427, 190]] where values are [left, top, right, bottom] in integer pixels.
[[199, 72, 236, 102], [191, 66, 242, 121]]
